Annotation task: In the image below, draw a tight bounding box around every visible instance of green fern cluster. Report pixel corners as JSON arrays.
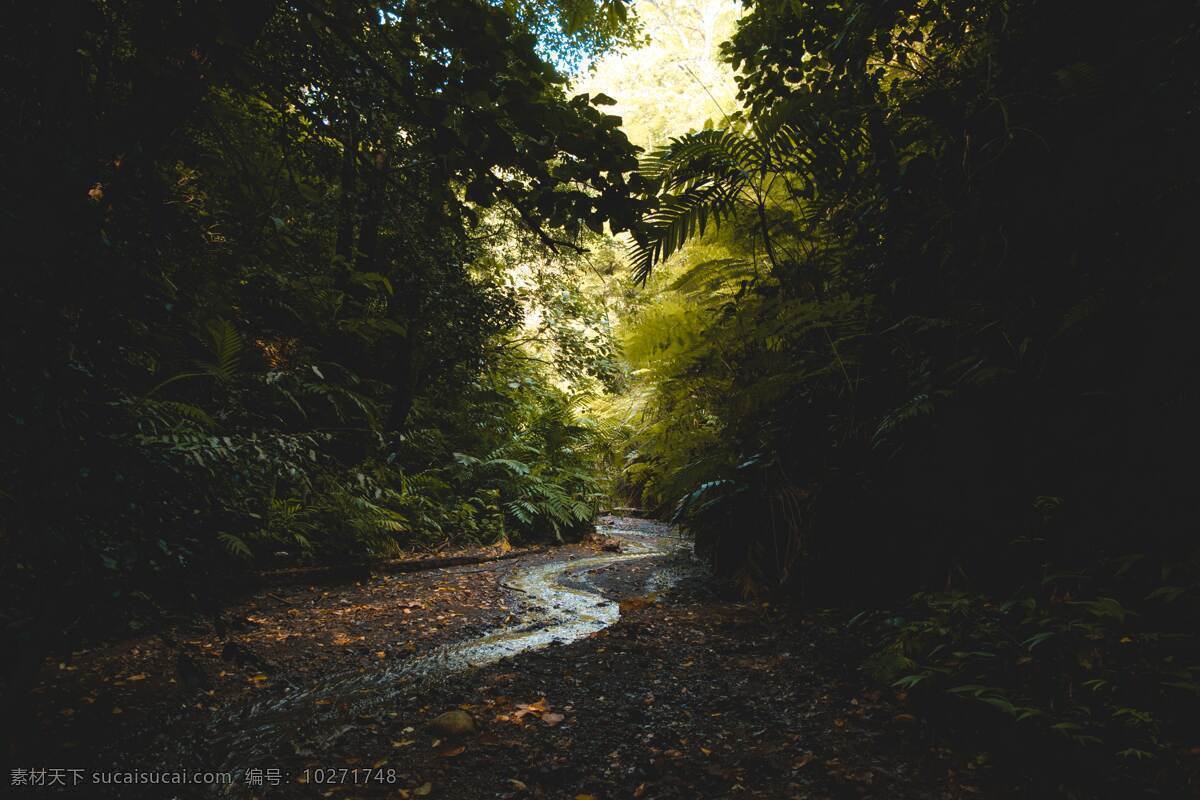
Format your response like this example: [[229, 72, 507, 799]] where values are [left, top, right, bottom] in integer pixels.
[[858, 557, 1200, 788]]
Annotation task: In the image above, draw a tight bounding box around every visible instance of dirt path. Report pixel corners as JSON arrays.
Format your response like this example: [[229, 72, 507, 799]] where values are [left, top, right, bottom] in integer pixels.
[[23, 518, 991, 799]]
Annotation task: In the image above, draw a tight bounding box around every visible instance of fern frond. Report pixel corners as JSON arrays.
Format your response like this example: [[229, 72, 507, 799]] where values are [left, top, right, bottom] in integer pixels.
[[218, 531, 253, 558], [629, 179, 743, 284], [670, 258, 757, 296], [202, 318, 243, 382]]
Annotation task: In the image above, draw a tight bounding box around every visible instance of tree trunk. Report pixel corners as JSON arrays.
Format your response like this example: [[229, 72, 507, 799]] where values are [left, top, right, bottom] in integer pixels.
[[385, 333, 419, 432], [356, 147, 388, 273], [334, 118, 358, 268]]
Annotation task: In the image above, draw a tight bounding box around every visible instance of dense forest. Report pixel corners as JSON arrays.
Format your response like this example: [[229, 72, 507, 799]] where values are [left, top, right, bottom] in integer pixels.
[[2, 0, 1198, 797]]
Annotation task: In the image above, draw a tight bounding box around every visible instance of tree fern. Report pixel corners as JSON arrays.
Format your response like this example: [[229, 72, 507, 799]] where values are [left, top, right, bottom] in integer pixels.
[[629, 124, 819, 284]]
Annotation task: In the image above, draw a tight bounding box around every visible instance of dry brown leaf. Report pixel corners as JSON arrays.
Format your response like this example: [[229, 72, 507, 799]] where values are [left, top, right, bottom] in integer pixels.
[[618, 593, 659, 614], [512, 698, 549, 721]]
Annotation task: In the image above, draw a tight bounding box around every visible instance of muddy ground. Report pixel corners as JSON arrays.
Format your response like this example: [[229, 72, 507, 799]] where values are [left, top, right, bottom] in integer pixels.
[[20, 518, 997, 799]]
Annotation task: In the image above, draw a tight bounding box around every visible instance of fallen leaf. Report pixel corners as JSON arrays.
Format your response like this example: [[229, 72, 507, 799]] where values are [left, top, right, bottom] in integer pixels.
[[619, 594, 658, 614], [512, 698, 550, 721], [414, 782, 433, 796], [437, 744, 465, 758], [507, 778, 527, 791], [541, 712, 565, 726]]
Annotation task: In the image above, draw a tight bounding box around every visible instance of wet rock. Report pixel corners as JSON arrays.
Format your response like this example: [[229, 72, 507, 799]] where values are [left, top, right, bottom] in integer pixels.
[[175, 652, 210, 692], [428, 709, 477, 738], [221, 641, 274, 672]]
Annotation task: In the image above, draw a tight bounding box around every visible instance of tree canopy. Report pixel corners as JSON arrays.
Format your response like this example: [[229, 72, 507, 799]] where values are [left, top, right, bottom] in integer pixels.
[[0, 0, 647, 638]]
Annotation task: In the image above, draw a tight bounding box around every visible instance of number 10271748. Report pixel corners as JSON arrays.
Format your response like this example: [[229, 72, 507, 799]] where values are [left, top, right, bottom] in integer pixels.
[[301, 767, 399, 785]]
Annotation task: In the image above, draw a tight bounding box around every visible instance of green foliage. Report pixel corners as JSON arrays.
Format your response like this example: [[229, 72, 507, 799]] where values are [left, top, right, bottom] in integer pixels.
[[858, 556, 1200, 792], [619, 0, 1200, 601], [450, 385, 605, 542], [0, 0, 642, 647], [505, 0, 641, 71], [607, 3, 1200, 793]]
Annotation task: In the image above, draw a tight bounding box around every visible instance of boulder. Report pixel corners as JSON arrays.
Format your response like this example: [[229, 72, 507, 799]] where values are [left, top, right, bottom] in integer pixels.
[[428, 709, 477, 738]]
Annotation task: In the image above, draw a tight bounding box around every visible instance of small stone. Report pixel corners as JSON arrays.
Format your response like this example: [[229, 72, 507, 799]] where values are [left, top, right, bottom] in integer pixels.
[[428, 710, 477, 738]]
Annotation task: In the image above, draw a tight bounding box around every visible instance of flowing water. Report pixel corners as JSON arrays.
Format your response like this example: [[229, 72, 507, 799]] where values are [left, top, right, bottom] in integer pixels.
[[145, 515, 690, 791]]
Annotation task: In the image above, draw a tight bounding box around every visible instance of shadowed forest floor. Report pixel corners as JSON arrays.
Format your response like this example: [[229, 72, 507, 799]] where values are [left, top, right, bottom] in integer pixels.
[[26, 519, 998, 799]]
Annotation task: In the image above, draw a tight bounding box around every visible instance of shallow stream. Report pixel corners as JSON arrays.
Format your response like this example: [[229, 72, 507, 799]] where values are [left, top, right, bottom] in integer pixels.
[[154, 516, 688, 791]]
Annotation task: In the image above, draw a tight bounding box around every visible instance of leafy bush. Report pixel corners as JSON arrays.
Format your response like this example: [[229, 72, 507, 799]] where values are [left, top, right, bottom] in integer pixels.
[[0, 0, 643, 652], [858, 556, 1200, 794], [610, 4, 1200, 793]]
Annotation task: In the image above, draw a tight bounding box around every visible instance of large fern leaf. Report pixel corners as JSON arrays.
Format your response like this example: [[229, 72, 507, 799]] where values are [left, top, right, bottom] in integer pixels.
[[202, 318, 243, 382]]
